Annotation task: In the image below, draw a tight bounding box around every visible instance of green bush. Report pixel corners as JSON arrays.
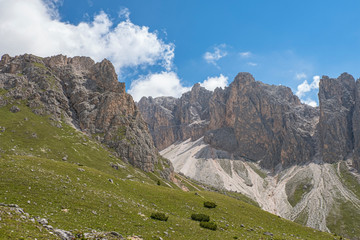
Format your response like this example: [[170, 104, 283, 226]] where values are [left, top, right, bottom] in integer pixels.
[[200, 221, 217, 231], [204, 201, 217, 208], [150, 212, 168, 221], [191, 213, 210, 222]]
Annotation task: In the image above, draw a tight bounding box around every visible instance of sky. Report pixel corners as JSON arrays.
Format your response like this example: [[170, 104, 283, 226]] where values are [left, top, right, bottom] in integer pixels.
[[1, 0, 360, 105]]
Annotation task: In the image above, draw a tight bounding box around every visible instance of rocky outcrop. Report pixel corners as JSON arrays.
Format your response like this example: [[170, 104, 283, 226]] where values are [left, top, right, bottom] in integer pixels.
[[138, 83, 212, 151], [138, 96, 178, 150], [318, 73, 356, 163], [0, 54, 170, 175]]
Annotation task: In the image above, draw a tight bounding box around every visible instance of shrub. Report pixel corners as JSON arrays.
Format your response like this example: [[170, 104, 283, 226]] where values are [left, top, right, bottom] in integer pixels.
[[203, 201, 217, 208], [150, 212, 168, 221], [157, 180, 161, 186], [191, 213, 210, 222], [200, 221, 217, 231]]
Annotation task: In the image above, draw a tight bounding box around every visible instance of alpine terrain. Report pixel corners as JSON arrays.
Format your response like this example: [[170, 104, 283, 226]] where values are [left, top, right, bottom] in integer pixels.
[[0, 54, 341, 239], [139, 72, 360, 239]]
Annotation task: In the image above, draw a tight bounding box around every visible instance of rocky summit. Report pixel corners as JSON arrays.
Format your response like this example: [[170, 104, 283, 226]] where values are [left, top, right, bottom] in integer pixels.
[[0, 54, 172, 177]]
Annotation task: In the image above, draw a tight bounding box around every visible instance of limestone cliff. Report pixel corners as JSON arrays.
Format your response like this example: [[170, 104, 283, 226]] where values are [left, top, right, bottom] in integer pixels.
[[140, 73, 318, 170], [138, 83, 212, 151], [0, 54, 173, 177], [140, 72, 360, 171], [318, 73, 356, 164]]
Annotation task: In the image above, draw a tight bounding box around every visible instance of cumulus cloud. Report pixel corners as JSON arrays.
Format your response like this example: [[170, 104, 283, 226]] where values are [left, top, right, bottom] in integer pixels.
[[128, 72, 190, 101], [0, 0, 174, 73], [303, 98, 317, 107], [203, 44, 227, 65], [296, 75, 320, 98], [199, 74, 228, 91], [295, 75, 320, 106]]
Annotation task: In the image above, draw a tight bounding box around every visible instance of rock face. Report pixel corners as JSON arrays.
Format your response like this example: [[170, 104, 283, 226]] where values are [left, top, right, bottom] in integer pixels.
[[0, 54, 171, 175], [140, 73, 319, 170], [318, 73, 356, 163], [138, 83, 212, 150], [207, 73, 318, 169], [353, 81, 360, 170], [140, 72, 360, 171]]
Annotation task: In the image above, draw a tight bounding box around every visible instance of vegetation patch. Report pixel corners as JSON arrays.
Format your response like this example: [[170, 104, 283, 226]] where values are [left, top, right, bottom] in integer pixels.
[[191, 213, 210, 222], [285, 172, 312, 207], [326, 199, 360, 240], [294, 209, 308, 225], [204, 201, 217, 208], [200, 221, 217, 231], [32, 62, 47, 70], [338, 162, 360, 199], [150, 212, 168, 221]]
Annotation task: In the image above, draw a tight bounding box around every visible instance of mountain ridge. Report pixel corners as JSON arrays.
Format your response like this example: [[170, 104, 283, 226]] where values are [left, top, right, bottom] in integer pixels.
[[0, 53, 173, 178]]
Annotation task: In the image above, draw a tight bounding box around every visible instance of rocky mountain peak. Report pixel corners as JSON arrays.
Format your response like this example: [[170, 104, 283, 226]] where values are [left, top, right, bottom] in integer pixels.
[[0, 54, 173, 178], [232, 72, 255, 85]]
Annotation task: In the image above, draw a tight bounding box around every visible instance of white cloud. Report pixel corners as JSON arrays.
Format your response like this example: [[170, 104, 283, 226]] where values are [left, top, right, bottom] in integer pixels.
[[247, 62, 258, 66], [296, 80, 311, 98], [303, 98, 317, 107], [199, 74, 228, 91], [296, 73, 307, 80], [0, 0, 174, 73], [239, 51, 251, 58], [128, 72, 190, 101], [296, 75, 320, 98], [295, 75, 320, 107], [203, 44, 227, 65]]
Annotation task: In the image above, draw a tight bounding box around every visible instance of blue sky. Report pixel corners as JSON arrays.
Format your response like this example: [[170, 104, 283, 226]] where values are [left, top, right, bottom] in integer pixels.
[[1, 0, 360, 104]]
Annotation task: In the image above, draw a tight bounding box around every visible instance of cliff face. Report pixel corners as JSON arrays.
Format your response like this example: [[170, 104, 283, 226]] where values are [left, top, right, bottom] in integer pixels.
[[353, 81, 360, 170], [207, 73, 318, 169], [318, 73, 356, 163], [140, 73, 319, 170], [138, 83, 212, 150], [0, 54, 171, 175], [140, 72, 360, 171]]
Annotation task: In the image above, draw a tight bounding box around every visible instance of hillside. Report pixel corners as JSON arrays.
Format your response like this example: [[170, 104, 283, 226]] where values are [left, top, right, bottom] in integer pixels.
[[0, 101, 338, 239], [0, 53, 341, 239]]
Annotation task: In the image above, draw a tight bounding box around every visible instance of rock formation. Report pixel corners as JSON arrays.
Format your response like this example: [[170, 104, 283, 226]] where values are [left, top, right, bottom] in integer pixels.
[[138, 83, 212, 150], [140, 73, 319, 170], [140, 71, 360, 171], [318, 73, 356, 163], [0, 54, 173, 176]]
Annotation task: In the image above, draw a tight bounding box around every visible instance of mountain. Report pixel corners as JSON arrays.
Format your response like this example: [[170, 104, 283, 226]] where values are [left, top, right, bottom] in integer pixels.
[[0, 53, 173, 178], [0, 54, 338, 239], [139, 72, 360, 239]]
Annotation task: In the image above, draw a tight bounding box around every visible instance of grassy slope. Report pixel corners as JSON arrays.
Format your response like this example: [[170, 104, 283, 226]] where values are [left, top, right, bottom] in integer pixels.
[[0, 103, 338, 239], [326, 162, 360, 240]]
